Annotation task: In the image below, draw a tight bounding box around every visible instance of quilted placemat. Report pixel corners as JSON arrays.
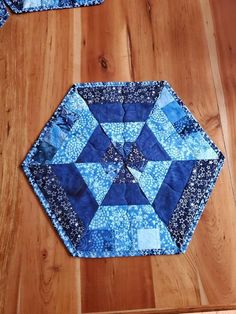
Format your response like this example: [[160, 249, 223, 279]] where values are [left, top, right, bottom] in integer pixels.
[[22, 81, 224, 258], [0, 0, 103, 28]]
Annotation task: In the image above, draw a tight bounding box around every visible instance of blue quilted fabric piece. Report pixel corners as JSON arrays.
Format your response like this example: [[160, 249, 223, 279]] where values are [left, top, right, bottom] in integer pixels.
[[0, 0, 103, 28], [22, 81, 225, 258], [0, 0, 9, 27]]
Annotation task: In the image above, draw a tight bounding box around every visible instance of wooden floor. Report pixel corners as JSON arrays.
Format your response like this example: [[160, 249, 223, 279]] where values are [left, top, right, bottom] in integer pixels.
[[0, 0, 236, 313]]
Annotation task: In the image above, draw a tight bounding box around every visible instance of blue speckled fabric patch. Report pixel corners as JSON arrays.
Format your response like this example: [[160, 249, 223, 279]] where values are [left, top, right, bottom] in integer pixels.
[[0, 0, 103, 28], [22, 81, 225, 258]]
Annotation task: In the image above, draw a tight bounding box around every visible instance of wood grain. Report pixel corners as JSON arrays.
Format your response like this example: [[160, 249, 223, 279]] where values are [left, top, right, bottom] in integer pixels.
[[210, 0, 236, 200], [0, 10, 82, 314], [0, 0, 236, 313]]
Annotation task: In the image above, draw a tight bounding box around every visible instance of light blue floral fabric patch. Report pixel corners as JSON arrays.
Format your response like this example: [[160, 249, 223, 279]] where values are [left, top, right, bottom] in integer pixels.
[[0, 0, 104, 27], [22, 81, 225, 258]]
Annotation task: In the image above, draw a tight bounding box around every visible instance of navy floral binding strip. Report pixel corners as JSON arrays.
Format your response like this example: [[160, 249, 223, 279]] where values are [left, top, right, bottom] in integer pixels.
[[22, 81, 225, 258], [0, 0, 104, 28], [0, 0, 9, 27]]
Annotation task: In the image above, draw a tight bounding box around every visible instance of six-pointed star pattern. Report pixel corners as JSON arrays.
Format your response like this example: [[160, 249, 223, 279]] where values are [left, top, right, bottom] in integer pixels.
[[22, 81, 224, 257]]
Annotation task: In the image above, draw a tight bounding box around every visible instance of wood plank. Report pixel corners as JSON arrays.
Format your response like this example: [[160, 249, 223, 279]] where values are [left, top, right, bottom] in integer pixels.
[[81, 257, 155, 313], [80, 0, 236, 311], [84, 309, 236, 314], [148, 0, 236, 309], [210, 0, 236, 200], [0, 10, 82, 314], [188, 311, 236, 314], [80, 1, 156, 312], [0, 0, 236, 313]]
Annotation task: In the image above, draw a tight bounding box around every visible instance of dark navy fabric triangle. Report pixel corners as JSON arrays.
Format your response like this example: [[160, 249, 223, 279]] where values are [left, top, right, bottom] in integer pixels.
[[135, 124, 171, 161], [102, 183, 149, 206], [126, 143, 148, 171], [77, 125, 112, 163], [51, 164, 99, 227], [102, 143, 124, 163], [113, 165, 136, 184], [152, 160, 196, 225]]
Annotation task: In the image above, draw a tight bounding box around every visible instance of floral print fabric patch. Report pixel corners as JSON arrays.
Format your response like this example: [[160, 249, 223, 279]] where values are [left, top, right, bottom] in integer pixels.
[[0, 0, 103, 28], [22, 81, 224, 258]]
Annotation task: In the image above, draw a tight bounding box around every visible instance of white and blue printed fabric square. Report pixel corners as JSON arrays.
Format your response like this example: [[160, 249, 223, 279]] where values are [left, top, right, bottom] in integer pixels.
[[0, 0, 103, 28], [22, 81, 224, 258]]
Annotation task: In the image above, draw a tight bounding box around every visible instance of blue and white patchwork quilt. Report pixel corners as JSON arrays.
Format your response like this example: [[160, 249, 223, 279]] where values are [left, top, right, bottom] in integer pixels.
[[22, 81, 224, 258], [0, 0, 103, 28]]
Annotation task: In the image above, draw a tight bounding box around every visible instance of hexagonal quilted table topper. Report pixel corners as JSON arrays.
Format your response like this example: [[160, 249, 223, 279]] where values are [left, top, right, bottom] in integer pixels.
[[22, 81, 224, 258]]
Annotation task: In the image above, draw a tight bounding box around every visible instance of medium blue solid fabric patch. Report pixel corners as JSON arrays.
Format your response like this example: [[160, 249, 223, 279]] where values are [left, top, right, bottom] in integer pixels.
[[102, 183, 150, 206], [152, 160, 196, 225], [0, 0, 104, 28], [51, 164, 99, 227], [22, 81, 225, 258], [77, 125, 112, 163], [162, 101, 186, 124], [135, 124, 171, 161], [89, 102, 155, 123]]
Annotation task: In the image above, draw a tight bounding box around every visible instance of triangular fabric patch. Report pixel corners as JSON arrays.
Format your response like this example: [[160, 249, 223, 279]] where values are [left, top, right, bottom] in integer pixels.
[[75, 163, 122, 205], [126, 143, 148, 171], [135, 124, 171, 161], [102, 183, 149, 206], [101, 162, 123, 177], [130, 161, 172, 204], [77, 125, 112, 163], [113, 165, 137, 184], [101, 122, 145, 146], [127, 167, 142, 181], [102, 143, 124, 163]]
